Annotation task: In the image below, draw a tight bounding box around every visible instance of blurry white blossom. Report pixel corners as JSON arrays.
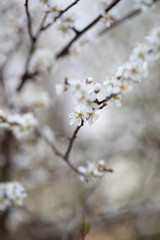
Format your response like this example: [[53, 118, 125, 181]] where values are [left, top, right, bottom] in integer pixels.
[[78, 160, 112, 182], [29, 48, 55, 75], [0, 110, 38, 140], [8, 113, 38, 139], [40, 0, 62, 18], [13, 84, 51, 110], [0, 182, 27, 212], [134, 0, 154, 10], [102, 13, 114, 27], [58, 13, 77, 33]]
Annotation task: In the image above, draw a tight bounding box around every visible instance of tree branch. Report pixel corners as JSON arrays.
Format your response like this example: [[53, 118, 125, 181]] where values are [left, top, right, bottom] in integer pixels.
[[25, 0, 35, 43], [95, 94, 117, 105], [16, 0, 80, 92], [64, 121, 83, 161], [56, 0, 121, 58]]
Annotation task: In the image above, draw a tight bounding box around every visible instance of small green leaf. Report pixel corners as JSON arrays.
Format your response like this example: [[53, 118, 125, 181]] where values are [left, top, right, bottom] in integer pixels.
[[83, 222, 91, 234]]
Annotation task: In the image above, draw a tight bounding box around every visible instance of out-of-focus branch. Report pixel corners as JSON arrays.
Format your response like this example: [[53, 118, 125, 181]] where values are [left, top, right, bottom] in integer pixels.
[[98, 0, 160, 35], [35, 13, 48, 40], [56, 0, 121, 58], [36, 122, 83, 175], [41, 0, 80, 31], [64, 121, 83, 161], [98, 9, 141, 35], [17, 0, 80, 92], [61, 182, 100, 240]]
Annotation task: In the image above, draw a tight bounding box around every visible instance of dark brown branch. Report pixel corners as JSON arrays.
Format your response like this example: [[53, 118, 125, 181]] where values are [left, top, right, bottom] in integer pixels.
[[17, 1, 80, 92], [95, 94, 117, 105], [41, 0, 80, 31], [16, 71, 38, 92], [25, 0, 35, 43], [56, 0, 121, 58]]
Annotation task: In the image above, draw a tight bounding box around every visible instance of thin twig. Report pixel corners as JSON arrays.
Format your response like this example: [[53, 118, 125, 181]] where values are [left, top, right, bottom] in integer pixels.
[[64, 121, 83, 161], [35, 13, 48, 39], [36, 123, 83, 175], [35, 129, 64, 159], [56, 0, 121, 58]]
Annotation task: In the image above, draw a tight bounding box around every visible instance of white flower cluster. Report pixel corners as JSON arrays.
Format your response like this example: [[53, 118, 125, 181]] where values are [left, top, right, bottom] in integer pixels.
[[56, 77, 103, 126], [104, 26, 160, 107], [78, 160, 113, 182], [102, 13, 114, 28], [135, 0, 154, 10], [14, 85, 51, 110], [0, 181, 27, 211], [29, 48, 55, 75], [0, 110, 38, 139], [56, 27, 160, 124], [40, 0, 62, 18], [58, 13, 76, 33]]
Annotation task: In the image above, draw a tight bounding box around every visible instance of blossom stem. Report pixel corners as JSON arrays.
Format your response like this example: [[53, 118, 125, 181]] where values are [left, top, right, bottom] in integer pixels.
[[64, 121, 83, 161]]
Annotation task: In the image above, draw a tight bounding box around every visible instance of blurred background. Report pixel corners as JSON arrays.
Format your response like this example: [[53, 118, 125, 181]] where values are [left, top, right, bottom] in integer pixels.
[[0, 0, 160, 239]]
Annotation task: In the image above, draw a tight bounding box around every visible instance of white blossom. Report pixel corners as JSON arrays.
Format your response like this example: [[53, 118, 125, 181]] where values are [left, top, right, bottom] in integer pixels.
[[7, 113, 38, 140], [86, 111, 99, 126], [69, 105, 87, 126], [115, 61, 149, 82], [102, 13, 114, 27]]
